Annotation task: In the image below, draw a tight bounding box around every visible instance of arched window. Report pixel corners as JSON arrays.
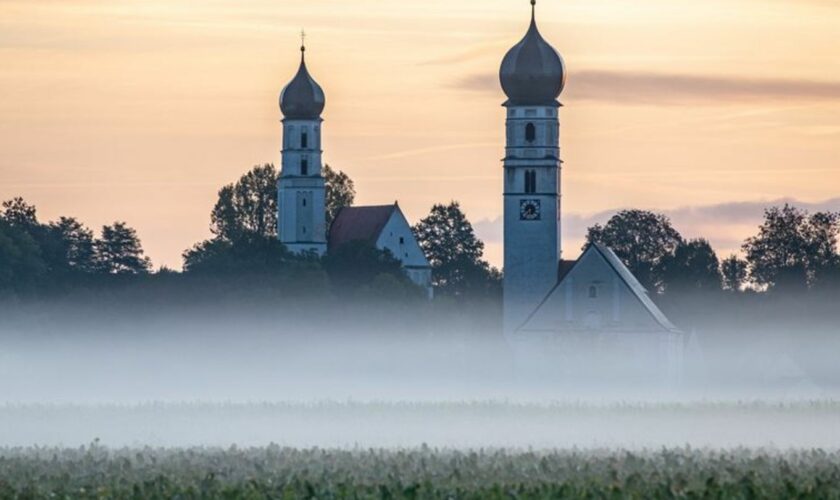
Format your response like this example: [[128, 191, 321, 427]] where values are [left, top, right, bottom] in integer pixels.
[[588, 285, 598, 299], [524, 170, 536, 194], [525, 123, 536, 143], [301, 131, 308, 149], [301, 158, 309, 176]]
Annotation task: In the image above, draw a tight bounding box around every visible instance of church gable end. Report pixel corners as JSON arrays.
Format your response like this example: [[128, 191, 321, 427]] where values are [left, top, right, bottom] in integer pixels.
[[328, 204, 432, 296], [519, 244, 679, 335]]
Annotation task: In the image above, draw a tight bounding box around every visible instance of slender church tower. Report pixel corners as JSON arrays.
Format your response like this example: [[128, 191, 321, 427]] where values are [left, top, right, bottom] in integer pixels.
[[500, 0, 566, 337], [277, 38, 328, 256]]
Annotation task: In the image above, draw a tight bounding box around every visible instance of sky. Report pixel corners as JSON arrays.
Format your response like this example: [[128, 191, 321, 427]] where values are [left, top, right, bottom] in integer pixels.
[[1, 0, 839, 269]]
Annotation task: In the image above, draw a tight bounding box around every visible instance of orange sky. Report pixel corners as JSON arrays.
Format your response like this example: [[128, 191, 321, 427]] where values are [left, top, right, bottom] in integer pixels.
[[1, 0, 839, 268]]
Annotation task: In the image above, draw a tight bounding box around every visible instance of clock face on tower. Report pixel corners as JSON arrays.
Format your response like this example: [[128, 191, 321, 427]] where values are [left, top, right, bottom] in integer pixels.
[[519, 199, 541, 221]]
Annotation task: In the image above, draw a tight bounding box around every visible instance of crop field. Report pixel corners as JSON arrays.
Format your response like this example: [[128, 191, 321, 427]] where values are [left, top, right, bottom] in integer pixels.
[[2, 401, 840, 498], [2, 445, 840, 498]]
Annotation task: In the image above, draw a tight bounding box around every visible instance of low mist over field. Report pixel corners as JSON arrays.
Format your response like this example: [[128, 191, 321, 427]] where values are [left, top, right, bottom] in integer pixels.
[[3, 401, 840, 450], [2, 291, 839, 452]]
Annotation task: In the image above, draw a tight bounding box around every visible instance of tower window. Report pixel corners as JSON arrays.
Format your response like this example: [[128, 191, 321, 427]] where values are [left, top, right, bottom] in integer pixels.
[[589, 285, 598, 299], [286, 126, 295, 148], [301, 158, 309, 176], [301, 131, 308, 149], [525, 123, 536, 143], [525, 170, 536, 194], [302, 198, 307, 207], [399, 236, 405, 244]]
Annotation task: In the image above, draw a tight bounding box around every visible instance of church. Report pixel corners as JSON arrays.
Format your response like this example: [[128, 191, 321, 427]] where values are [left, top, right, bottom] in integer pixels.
[[498, 1, 684, 377], [274, 0, 683, 376], [275, 40, 433, 296]]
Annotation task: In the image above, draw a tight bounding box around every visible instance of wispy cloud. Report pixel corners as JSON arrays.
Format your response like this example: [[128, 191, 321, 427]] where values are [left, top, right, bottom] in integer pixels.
[[456, 70, 840, 105]]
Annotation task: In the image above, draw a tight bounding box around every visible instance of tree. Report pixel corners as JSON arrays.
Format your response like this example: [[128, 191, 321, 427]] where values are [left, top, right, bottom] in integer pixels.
[[2, 198, 77, 278], [742, 204, 840, 290], [659, 238, 721, 294], [0, 197, 38, 227], [50, 217, 96, 272], [182, 235, 294, 274], [324, 164, 355, 230], [322, 240, 410, 292], [804, 211, 840, 287], [412, 202, 499, 296], [95, 222, 151, 274], [585, 210, 683, 293], [211, 164, 279, 241], [720, 255, 748, 292], [0, 219, 47, 292]]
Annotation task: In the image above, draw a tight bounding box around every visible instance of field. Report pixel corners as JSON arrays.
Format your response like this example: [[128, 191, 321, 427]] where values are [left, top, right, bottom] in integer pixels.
[[2, 401, 840, 498], [2, 445, 840, 498]]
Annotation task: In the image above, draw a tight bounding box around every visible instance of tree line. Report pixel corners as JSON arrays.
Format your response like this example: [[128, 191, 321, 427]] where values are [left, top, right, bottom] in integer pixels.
[[0, 164, 499, 303], [2, 163, 837, 318], [585, 206, 840, 295]]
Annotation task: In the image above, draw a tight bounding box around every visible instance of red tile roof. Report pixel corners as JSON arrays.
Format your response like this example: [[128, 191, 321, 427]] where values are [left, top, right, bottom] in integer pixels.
[[328, 204, 397, 250]]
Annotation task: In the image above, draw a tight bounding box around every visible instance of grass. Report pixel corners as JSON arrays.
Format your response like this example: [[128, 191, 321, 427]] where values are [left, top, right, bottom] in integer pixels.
[[2, 444, 840, 499]]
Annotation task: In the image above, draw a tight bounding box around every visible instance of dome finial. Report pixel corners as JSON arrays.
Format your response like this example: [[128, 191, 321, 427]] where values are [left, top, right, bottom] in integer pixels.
[[300, 29, 306, 60]]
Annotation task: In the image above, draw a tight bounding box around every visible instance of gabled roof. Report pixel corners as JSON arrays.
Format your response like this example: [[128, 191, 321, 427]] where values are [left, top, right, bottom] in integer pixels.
[[589, 242, 679, 332], [328, 204, 397, 250], [519, 243, 680, 334]]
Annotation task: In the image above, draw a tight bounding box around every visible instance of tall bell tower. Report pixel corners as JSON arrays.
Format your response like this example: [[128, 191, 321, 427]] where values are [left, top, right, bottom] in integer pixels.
[[500, 0, 566, 337], [277, 36, 328, 256]]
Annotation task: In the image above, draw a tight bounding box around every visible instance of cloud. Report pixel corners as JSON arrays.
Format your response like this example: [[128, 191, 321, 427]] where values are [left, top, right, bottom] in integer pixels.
[[473, 197, 840, 257], [455, 71, 840, 105]]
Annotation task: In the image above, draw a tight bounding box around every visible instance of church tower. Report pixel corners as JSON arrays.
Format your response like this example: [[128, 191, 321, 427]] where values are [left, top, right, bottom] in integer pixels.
[[500, 0, 566, 336], [277, 38, 328, 256]]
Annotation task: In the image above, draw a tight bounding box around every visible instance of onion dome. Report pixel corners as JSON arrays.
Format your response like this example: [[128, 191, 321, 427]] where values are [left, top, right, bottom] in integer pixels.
[[279, 44, 325, 119], [499, 0, 565, 106]]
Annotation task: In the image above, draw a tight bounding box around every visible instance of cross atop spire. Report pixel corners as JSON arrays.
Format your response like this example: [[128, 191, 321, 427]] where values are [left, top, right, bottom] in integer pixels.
[[300, 29, 306, 52]]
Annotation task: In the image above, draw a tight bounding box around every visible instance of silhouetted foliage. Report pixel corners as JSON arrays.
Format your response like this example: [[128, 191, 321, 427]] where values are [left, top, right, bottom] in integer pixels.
[[742, 204, 840, 291], [1, 197, 38, 227], [720, 255, 748, 292], [211, 164, 278, 241], [324, 164, 355, 231], [0, 197, 153, 294], [322, 240, 411, 292], [412, 202, 501, 298], [51, 217, 97, 273], [95, 222, 152, 274], [183, 235, 295, 275], [585, 210, 683, 293], [0, 219, 47, 293], [659, 238, 721, 294]]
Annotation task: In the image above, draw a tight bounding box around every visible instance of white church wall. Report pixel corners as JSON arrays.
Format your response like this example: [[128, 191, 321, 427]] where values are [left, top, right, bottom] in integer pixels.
[[565, 249, 663, 332], [375, 208, 433, 297], [277, 115, 327, 255]]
